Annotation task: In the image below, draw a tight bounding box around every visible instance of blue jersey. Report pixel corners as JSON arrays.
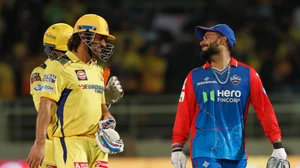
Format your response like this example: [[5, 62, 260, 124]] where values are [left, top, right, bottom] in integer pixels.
[[172, 58, 281, 160]]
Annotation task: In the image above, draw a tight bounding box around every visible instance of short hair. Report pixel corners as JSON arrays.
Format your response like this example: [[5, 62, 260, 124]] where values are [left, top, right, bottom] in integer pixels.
[[216, 33, 234, 54], [227, 41, 234, 54], [67, 33, 81, 52]]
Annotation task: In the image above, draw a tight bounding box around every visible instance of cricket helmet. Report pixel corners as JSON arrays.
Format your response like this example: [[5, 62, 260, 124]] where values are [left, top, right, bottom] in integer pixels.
[[43, 23, 73, 51], [73, 14, 116, 40]]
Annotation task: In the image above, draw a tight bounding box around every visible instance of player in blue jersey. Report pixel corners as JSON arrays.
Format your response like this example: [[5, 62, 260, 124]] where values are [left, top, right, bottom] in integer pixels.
[[171, 24, 288, 168]]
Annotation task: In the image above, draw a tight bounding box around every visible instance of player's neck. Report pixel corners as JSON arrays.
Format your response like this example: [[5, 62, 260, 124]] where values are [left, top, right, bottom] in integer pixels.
[[73, 48, 91, 64], [210, 50, 231, 70]]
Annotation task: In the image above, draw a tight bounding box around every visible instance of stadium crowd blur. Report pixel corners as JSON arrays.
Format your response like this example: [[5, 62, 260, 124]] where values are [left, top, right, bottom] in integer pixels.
[[0, 0, 300, 100]]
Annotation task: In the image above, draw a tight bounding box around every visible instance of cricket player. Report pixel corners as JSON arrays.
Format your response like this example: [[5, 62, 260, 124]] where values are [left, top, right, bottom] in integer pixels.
[[29, 23, 73, 168], [27, 14, 123, 168], [171, 24, 288, 168]]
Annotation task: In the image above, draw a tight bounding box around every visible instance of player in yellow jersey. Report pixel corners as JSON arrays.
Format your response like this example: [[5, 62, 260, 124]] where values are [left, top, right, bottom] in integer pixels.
[[27, 16, 124, 168], [29, 23, 73, 168]]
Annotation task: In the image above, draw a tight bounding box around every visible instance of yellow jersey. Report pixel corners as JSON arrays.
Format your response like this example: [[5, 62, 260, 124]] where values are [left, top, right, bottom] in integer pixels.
[[30, 58, 57, 140], [41, 51, 106, 138]]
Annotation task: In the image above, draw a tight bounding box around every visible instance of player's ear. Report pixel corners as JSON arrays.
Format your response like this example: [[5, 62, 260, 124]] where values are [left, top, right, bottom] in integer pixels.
[[219, 36, 227, 46]]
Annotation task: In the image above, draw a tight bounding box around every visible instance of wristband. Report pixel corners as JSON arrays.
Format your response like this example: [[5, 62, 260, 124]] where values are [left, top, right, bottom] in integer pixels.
[[273, 142, 283, 149], [172, 142, 183, 152], [172, 149, 183, 152]]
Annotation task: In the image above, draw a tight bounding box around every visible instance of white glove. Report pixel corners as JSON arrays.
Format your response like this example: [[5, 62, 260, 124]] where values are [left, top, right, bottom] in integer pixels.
[[99, 119, 116, 129], [171, 151, 186, 168], [271, 148, 287, 159], [105, 76, 124, 104]]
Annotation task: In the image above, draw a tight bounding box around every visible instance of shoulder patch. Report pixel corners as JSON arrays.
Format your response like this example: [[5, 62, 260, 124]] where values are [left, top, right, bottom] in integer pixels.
[[38, 63, 47, 69], [31, 72, 41, 84], [56, 55, 71, 65]]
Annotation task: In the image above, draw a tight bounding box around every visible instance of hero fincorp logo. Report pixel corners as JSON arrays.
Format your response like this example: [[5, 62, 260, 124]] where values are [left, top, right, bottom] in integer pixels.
[[202, 90, 241, 103]]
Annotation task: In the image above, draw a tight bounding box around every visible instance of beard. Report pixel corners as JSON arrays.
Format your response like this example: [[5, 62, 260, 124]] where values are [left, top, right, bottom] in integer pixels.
[[200, 41, 220, 61]]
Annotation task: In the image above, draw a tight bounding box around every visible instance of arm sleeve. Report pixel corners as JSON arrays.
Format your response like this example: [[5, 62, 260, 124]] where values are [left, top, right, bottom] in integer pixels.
[[249, 68, 281, 143], [40, 61, 66, 102], [30, 68, 43, 111], [172, 71, 197, 145]]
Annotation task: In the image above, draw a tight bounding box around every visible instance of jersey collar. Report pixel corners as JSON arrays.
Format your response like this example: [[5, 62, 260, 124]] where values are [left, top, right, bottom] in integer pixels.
[[65, 51, 98, 65], [45, 58, 52, 65], [66, 51, 80, 62], [203, 57, 238, 69]]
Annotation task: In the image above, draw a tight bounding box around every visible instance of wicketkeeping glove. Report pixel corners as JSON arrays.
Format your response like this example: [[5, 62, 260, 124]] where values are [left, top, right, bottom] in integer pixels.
[[171, 151, 186, 168], [267, 142, 290, 168], [105, 76, 124, 105]]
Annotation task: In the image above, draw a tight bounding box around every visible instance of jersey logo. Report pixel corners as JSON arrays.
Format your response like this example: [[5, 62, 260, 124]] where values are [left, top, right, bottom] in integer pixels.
[[74, 162, 88, 168], [230, 74, 241, 85], [95, 160, 108, 168], [43, 74, 57, 83], [202, 90, 215, 103], [202, 161, 210, 168], [75, 70, 88, 81], [202, 90, 241, 103], [30, 73, 41, 83], [34, 84, 43, 91], [197, 77, 217, 86]]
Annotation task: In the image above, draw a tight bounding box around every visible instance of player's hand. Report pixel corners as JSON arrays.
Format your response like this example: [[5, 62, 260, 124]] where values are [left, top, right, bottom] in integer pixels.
[[99, 119, 116, 130], [105, 76, 124, 104], [271, 148, 287, 159], [171, 151, 186, 168], [267, 148, 290, 168], [26, 142, 45, 168]]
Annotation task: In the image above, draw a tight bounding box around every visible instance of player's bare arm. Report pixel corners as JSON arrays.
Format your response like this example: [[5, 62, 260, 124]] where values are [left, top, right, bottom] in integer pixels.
[[27, 97, 55, 168], [101, 104, 115, 121]]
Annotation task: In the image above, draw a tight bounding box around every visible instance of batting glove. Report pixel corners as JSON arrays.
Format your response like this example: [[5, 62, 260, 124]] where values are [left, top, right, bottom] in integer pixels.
[[99, 119, 116, 130], [105, 76, 124, 105]]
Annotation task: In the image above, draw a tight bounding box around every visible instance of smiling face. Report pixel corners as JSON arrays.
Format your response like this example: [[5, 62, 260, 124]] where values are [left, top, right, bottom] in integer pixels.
[[199, 31, 223, 61], [89, 34, 107, 59]]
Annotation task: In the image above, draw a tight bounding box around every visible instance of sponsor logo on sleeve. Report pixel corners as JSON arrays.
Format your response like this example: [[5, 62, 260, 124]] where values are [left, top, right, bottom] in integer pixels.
[[43, 74, 57, 83], [179, 92, 185, 102], [182, 78, 187, 89], [34, 84, 43, 91], [75, 70, 88, 81], [31, 73, 41, 83], [41, 84, 54, 93]]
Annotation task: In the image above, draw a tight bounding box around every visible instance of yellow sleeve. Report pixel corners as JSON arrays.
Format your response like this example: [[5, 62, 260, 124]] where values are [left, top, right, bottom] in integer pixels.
[[96, 65, 106, 105], [40, 61, 66, 102], [30, 67, 44, 111]]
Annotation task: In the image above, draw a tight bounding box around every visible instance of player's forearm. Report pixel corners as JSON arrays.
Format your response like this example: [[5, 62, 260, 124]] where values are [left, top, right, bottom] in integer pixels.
[[101, 104, 115, 120], [35, 97, 54, 144]]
